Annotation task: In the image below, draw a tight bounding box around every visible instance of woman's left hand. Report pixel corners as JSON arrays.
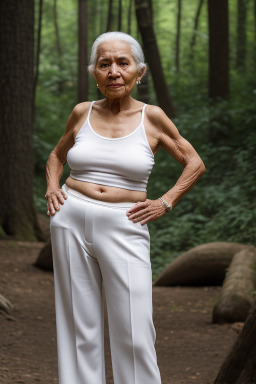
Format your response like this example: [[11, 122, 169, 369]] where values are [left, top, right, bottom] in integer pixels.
[[126, 199, 167, 225]]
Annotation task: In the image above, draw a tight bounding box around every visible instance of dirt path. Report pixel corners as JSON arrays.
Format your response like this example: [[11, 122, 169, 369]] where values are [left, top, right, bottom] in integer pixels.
[[0, 240, 239, 384]]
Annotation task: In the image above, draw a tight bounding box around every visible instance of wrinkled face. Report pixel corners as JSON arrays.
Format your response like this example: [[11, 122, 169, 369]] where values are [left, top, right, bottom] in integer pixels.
[[94, 40, 143, 99]]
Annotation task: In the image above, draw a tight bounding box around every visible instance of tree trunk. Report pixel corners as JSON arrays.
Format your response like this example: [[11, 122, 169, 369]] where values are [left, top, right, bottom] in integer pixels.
[[135, 0, 175, 118], [153, 242, 249, 286], [137, 0, 152, 104], [78, 0, 88, 102], [53, 0, 64, 93], [137, 66, 150, 104], [254, 0, 256, 67], [189, 0, 204, 62], [127, 0, 132, 34], [236, 0, 247, 71], [0, 0, 43, 241], [106, 0, 113, 31], [213, 247, 256, 323], [53, 0, 63, 60], [175, 0, 182, 72], [208, 0, 229, 100], [118, 0, 122, 31], [214, 297, 256, 384], [32, 0, 43, 123]]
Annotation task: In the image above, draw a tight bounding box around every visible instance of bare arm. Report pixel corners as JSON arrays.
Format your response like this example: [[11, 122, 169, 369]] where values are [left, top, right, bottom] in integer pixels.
[[156, 107, 206, 207], [45, 152, 67, 216], [45, 102, 90, 215], [127, 106, 206, 225]]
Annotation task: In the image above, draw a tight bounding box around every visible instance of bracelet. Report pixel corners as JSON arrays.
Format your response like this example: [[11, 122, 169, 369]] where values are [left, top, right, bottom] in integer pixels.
[[159, 197, 173, 212]]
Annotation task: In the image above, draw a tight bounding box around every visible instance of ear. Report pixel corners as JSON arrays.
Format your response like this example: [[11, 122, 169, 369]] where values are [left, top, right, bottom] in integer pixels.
[[137, 65, 147, 82]]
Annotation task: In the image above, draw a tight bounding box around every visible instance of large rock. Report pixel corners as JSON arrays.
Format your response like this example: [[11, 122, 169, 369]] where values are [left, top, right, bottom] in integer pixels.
[[34, 237, 53, 271], [153, 242, 249, 286]]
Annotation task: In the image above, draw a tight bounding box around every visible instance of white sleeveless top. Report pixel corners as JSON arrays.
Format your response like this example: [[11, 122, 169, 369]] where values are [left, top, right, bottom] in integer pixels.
[[66, 101, 155, 192]]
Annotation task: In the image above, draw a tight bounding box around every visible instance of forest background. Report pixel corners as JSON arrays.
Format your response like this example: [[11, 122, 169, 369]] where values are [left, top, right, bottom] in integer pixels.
[[8, 0, 256, 279]]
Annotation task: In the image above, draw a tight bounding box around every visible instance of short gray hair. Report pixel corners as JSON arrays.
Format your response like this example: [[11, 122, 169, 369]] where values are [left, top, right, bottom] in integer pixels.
[[88, 31, 146, 76]]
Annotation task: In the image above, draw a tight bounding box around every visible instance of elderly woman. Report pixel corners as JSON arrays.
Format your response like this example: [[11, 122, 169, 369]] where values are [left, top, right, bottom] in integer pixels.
[[46, 31, 205, 384]]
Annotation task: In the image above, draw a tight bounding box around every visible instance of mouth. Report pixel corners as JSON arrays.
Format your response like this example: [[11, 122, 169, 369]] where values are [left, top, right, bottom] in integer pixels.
[[107, 83, 124, 89]]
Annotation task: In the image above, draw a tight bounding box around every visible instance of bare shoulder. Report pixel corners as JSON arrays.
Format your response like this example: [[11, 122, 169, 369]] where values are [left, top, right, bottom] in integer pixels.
[[145, 104, 178, 136], [67, 101, 91, 127], [145, 104, 164, 117], [61, 101, 92, 136], [145, 104, 170, 126], [72, 101, 92, 118]]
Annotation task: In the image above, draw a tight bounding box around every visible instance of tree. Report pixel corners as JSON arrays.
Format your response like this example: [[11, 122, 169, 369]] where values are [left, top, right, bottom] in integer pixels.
[[214, 297, 256, 384], [137, 66, 150, 104], [135, 0, 176, 117], [127, 0, 132, 35], [118, 0, 122, 31], [236, 0, 248, 71], [53, 0, 65, 93], [0, 0, 43, 241], [207, 0, 230, 144], [208, 0, 229, 100], [106, 0, 113, 31], [254, 0, 256, 66], [78, 0, 88, 102], [33, 0, 43, 123], [188, 0, 204, 62], [137, 0, 153, 104], [175, 0, 182, 72]]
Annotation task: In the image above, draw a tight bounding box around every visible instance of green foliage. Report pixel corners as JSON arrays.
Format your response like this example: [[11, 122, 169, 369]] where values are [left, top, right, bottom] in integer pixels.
[[147, 86, 256, 279]]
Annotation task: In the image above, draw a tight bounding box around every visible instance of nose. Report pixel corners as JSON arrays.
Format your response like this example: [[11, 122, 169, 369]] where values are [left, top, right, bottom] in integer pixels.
[[108, 63, 120, 78]]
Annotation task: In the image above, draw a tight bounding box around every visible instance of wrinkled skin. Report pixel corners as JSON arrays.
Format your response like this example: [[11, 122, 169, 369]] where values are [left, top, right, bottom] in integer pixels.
[[45, 39, 206, 225]]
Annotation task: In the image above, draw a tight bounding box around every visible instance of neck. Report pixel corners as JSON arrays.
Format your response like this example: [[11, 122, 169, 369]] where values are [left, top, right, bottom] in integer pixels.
[[102, 95, 135, 113]]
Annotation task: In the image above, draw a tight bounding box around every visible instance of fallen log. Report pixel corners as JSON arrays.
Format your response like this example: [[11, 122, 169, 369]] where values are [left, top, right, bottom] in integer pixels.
[[212, 246, 256, 323], [153, 242, 249, 286]]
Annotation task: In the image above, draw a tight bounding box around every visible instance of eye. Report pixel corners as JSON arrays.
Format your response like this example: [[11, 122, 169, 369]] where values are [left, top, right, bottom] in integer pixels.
[[100, 63, 109, 68], [120, 62, 128, 66]]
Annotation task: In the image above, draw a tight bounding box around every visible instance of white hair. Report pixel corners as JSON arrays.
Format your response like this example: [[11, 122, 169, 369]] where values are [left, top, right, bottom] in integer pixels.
[[88, 31, 147, 76]]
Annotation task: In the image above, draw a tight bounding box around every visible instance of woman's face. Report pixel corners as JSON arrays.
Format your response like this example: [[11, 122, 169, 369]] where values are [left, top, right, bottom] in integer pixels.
[[94, 40, 143, 100]]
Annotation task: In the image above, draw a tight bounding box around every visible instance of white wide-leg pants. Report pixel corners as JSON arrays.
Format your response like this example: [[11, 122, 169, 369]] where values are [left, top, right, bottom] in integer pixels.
[[50, 184, 162, 384]]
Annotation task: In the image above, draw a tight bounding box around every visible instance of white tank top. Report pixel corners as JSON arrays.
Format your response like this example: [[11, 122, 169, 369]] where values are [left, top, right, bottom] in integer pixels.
[[66, 101, 155, 192]]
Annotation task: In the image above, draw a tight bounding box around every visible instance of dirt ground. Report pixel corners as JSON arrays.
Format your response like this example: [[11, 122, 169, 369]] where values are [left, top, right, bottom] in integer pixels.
[[0, 239, 240, 384]]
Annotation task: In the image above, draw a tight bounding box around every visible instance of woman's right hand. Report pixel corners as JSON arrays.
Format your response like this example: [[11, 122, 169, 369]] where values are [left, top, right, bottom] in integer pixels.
[[45, 188, 68, 216]]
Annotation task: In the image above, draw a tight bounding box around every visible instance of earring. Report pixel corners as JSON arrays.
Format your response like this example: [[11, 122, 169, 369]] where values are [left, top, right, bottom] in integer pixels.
[[136, 80, 141, 85], [97, 83, 99, 88]]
